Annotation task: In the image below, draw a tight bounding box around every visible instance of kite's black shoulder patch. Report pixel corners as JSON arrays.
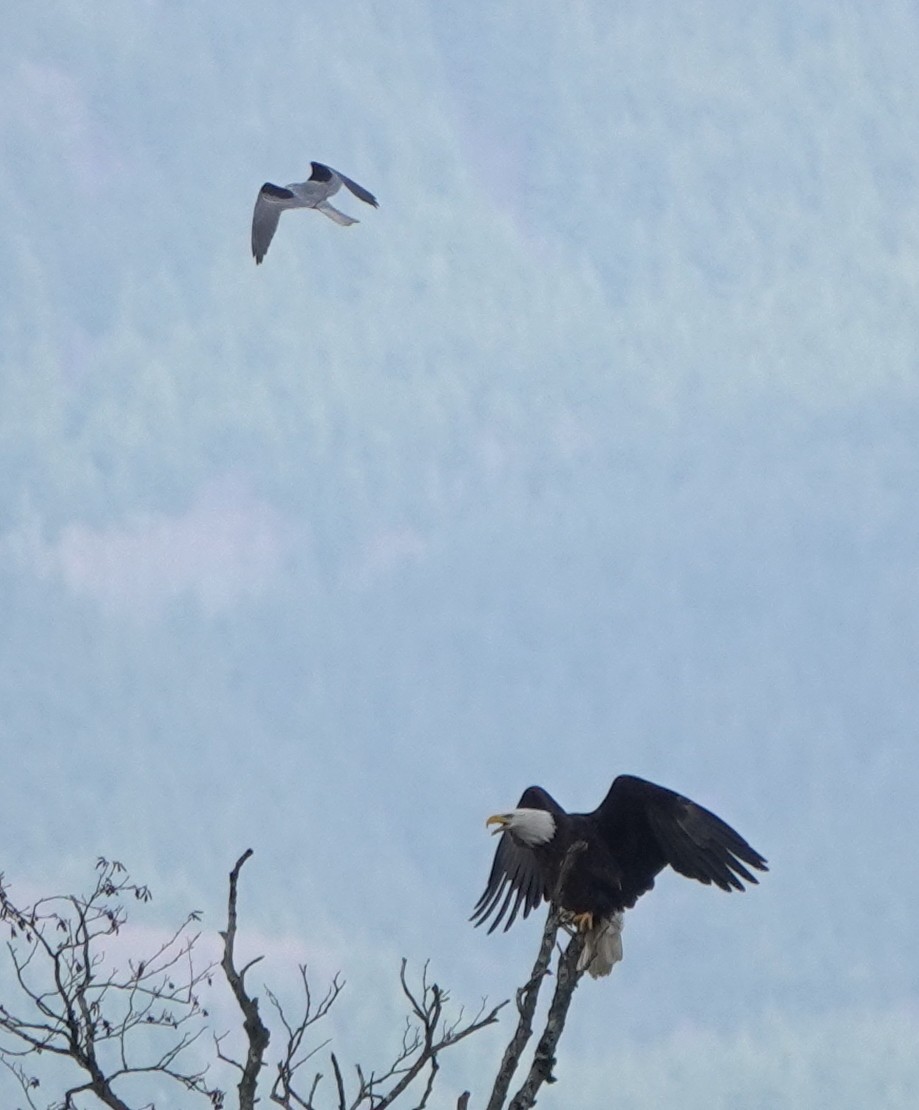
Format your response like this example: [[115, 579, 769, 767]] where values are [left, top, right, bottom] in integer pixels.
[[261, 182, 294, 199]]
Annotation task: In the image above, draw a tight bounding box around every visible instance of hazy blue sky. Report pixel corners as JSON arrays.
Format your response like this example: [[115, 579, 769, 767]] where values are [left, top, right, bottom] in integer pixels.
[[2, 2, 919, 1105]]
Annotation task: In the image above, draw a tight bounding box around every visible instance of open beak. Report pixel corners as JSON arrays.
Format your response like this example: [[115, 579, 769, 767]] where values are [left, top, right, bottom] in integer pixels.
[[486, 814, 510, 835]]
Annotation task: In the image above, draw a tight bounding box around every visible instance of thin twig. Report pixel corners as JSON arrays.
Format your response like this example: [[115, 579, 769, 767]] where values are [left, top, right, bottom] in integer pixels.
[[330, 1051, 346, 1110], [0, 860, 219, 1108], [268, 964, 344, 1107]]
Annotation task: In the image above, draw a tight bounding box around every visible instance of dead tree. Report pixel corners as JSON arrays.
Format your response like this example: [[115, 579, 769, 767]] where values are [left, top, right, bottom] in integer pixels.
[[215, 849, 270, 1108], [225, 843, 590, 1110], [0, 850, 588, 1109], [483, 841, 588, 1110], [0, 857, 222, 1109], [218, 850, 506, 1110]]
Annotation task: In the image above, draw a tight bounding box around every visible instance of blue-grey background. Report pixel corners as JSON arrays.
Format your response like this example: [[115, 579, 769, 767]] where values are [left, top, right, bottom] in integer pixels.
[[2, 2, 918, 1105]]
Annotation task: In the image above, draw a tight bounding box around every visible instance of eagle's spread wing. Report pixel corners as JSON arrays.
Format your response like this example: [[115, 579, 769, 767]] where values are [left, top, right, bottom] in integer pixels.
[[595, 775, 767, 903], [470, 829, 545, 933], [470, 786, 563, 933], [251, 183, 293, 264]]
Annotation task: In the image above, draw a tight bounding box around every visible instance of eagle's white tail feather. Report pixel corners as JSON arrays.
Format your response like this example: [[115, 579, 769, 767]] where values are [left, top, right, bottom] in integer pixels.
[[577, 913, 624, 978]]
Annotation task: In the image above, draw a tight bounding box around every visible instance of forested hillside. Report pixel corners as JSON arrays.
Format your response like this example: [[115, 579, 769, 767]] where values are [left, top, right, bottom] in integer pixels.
[[2, 2, 918, 1105]]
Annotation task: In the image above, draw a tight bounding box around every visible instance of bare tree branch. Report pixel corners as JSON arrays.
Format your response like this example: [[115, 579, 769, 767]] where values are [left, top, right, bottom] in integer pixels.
[[483, 909, 559, 1110], [2, 851, 529, 1109], [0, 1055, 42, 1110], [0, 859, 222, 1109], [330, 1051, 347, 1110], [267, 956, 504, 1110], [372, 963, 505, 1110], [267, 965, 343, 1108], [218, 848, 271, 1110], [507, 931, 584, 1110], [484, 840, 587, 1110]]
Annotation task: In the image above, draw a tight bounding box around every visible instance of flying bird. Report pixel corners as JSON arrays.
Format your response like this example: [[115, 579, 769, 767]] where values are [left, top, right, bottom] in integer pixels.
[[472, 774, 767, 978], [251, 161, 379, 264]]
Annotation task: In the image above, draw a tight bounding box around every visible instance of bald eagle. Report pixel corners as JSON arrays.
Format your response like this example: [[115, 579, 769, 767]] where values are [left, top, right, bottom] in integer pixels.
[[472, 775, 767, 978]]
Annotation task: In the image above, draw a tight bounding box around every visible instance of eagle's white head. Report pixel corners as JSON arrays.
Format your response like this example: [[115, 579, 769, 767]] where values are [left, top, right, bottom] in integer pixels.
[[486, 807, 556, 847]]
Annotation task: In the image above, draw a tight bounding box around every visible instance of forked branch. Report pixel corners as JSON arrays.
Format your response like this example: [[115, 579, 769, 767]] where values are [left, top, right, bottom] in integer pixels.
[[269, 958, 505, 1109], [217, 848, 271, 1110], [0, 859, 220, 1109], [484, 840, 588, 1110]]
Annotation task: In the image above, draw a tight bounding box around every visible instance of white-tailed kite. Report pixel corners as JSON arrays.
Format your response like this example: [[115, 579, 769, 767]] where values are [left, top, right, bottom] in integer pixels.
[[251, 161, 379, 264]]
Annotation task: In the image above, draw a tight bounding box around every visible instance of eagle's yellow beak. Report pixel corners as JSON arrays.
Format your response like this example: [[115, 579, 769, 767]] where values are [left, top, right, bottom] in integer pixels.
[[486, 814, 510, 834]]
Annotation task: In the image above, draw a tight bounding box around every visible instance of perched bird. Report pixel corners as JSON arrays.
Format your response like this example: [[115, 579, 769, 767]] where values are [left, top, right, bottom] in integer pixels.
[[251, 161, 379, 264], [472, 774, 767, 978]]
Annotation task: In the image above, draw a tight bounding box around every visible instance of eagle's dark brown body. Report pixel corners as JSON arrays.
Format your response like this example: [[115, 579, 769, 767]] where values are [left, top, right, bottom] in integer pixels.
[[473, 775, 767, 935]]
